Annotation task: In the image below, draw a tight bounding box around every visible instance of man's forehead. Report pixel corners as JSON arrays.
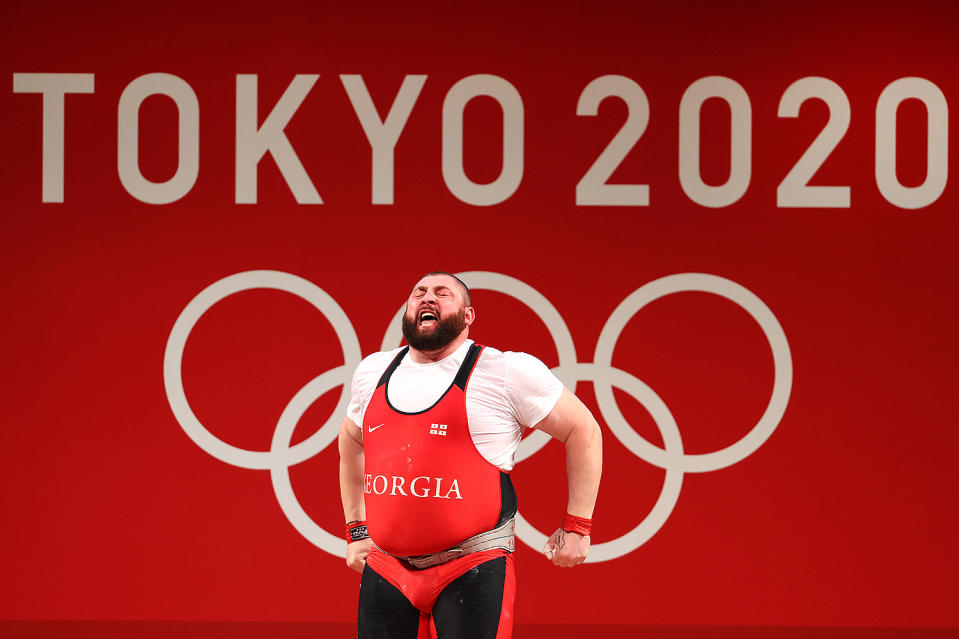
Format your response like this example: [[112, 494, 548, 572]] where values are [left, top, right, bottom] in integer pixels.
[[412, 274, 460, 291]]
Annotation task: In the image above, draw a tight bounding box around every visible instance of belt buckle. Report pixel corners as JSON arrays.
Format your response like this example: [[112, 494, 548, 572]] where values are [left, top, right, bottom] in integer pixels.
[[407, 547, 462, 569]]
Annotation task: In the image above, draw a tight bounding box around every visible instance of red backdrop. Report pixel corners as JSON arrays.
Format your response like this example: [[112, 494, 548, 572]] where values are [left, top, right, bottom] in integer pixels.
[[2, 0, 957, 636]]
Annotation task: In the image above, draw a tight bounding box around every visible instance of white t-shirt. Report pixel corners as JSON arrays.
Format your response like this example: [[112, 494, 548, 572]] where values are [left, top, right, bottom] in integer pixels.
[[347, 340, 564, 471]]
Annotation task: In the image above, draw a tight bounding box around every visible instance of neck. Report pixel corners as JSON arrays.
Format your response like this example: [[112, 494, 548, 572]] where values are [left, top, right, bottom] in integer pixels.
[[408, 331, 469, 364]]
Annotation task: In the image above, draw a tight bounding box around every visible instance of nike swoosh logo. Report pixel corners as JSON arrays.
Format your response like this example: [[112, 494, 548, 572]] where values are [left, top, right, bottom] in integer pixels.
[[368, 423, 385, 432]]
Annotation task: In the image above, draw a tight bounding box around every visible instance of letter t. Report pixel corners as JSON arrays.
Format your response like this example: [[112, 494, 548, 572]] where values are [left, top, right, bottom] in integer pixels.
[[13, 73, 95, 202]]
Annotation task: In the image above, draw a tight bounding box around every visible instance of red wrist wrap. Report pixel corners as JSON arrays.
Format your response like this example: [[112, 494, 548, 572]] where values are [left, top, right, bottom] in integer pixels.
[[346, 520, 370, 543], [561, 513, 592, 536]]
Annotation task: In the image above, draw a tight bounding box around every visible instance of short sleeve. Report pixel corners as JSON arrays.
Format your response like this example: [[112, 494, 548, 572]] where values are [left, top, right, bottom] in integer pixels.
[[346, 365, 371, 427], [346, 350, 399, 427], [503, 352, 564, 428]]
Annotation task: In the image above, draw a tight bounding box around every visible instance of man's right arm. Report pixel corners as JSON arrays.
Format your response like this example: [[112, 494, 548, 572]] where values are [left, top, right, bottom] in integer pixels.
[[338, 416, 370, 573]]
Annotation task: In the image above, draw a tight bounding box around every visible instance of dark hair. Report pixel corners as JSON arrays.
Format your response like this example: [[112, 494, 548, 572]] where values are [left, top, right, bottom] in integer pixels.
[[424, 271, 471, 304]]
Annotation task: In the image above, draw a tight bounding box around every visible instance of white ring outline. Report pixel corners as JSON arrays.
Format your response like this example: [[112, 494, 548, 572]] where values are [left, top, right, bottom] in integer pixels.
[[593, 273, 793, 473], [269, 365, 353, 556], [162, 270, 362, 470], [163, 269, 792, 561]]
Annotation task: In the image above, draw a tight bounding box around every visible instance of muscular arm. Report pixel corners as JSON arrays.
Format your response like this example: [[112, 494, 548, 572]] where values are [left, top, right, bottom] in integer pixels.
[[531, 386, 603, 566], [338, 416, 370, 572]]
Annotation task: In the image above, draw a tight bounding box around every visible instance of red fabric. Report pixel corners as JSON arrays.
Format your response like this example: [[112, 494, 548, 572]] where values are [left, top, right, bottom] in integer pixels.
[[362, 348, 505, 556], [560, 514, 592, 536], [366, 548, 508, 614]]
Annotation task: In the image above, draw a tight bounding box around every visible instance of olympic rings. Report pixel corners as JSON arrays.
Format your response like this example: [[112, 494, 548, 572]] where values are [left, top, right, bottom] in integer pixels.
[[163, 269, 792, 562]]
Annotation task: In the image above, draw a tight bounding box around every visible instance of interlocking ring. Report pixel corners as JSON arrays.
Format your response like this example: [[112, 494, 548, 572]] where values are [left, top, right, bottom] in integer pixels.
[[163, 269, 792, 562]]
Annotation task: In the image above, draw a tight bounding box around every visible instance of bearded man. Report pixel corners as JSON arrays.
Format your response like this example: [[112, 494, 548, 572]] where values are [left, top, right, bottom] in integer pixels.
[[338, 271, 602, 639]]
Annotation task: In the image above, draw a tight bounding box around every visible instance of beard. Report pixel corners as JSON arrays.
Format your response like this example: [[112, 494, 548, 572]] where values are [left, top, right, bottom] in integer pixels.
[[402, 307, 467, 352]]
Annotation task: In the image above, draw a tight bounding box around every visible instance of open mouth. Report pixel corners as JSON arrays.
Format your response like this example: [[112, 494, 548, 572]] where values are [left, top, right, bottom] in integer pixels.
[[418, 309, 438, 327]]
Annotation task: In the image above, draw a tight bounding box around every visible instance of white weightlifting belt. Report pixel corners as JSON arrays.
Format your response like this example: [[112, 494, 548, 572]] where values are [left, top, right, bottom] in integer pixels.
[[377, 517, 516, 570]]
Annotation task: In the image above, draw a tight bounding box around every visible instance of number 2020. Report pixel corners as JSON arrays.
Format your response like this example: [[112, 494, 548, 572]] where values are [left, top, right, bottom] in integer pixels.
[[577, 75, 949, 210]]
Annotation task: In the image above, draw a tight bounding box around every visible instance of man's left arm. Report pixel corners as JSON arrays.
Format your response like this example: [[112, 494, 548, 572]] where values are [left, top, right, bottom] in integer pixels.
[[532, 386, 603, 567]]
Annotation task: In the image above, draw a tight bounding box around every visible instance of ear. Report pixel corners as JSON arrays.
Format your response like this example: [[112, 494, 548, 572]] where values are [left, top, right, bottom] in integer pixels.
[[464, 306, 475, 326]]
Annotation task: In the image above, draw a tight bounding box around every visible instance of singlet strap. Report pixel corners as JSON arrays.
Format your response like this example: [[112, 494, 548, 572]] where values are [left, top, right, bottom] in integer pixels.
[[453, 343, 484, 390], [376, 343, 483, 391], [375, 346, 409, 388]]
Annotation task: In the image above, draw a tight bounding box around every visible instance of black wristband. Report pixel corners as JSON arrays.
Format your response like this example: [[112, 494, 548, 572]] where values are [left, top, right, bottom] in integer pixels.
[[346, 522, 370, 543]]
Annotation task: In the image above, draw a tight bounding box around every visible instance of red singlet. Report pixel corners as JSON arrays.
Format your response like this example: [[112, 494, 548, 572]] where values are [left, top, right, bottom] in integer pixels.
[[363, 344, 514, 556]]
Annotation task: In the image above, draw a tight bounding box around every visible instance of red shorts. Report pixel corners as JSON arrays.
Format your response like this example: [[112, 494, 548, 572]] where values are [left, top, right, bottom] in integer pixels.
[[360, 548, 515, 639]]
